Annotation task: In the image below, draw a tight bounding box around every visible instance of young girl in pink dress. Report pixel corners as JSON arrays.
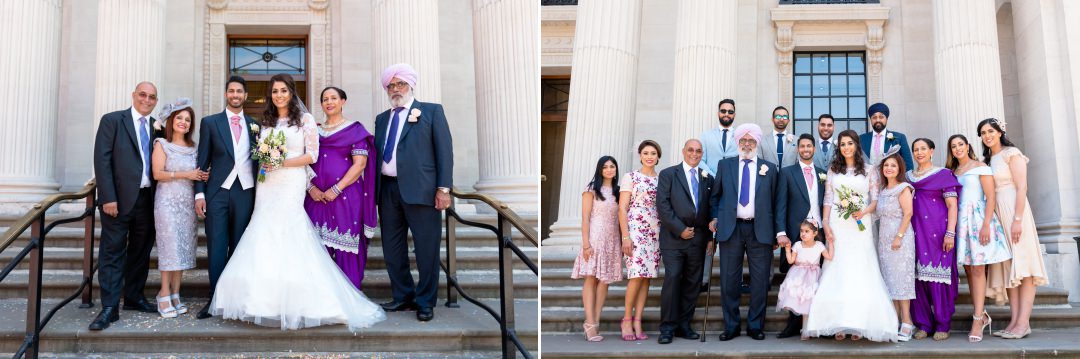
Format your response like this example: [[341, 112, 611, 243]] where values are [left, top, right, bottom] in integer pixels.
[[777, 220, 833, 340]]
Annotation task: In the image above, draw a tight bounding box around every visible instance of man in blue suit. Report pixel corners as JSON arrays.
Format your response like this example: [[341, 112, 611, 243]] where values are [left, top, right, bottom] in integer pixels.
[[193, 76, 258, 319], [700, 98, 739, 175], [374, 63, 454, 322], [860, 103, 913, 169], [708, 124, 783, 341]]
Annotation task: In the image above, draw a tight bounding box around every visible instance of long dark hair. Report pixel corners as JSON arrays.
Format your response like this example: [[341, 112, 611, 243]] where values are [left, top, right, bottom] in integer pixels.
[[164, 107, 196, 147], [878, 152, 909, 188], [977, 118, 1017, 165], [828, 129, 867, 176], [587, 156, 620, 202], [260, 73, 304, 128], [945, 134, 978, 171]]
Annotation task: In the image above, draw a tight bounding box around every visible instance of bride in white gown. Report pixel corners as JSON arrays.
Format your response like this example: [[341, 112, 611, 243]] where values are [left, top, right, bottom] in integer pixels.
[[210, 74, 385, 330], [804, 130, 898, 342]]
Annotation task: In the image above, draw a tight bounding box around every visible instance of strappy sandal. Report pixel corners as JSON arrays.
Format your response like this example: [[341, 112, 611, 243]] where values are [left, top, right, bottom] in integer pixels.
[[156, 295, 178, 318], [170, 293, 188, 315], [898, 323, 915, 342], [633, 317, 648, 340], [620, 317, 635, 341], [583, 322, 604, 342], [969, 311, 991, 342]]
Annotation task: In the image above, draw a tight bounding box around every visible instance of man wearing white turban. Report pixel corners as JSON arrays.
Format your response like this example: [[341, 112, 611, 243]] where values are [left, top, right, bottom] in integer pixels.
[[374, 63, 454, 322]]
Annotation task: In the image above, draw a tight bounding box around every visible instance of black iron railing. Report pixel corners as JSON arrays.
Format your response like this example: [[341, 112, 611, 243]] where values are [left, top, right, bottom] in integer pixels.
[[443, 190, 537, 359], [0, 180, 98, 359]]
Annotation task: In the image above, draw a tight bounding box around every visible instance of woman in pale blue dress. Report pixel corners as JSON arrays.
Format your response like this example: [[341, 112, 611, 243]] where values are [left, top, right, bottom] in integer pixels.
[[946, 134, 1011, 342]]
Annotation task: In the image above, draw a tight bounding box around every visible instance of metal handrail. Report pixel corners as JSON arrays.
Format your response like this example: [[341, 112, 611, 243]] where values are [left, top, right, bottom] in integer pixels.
[[0, 180, 98, 359], [443, 189, 537, 359]]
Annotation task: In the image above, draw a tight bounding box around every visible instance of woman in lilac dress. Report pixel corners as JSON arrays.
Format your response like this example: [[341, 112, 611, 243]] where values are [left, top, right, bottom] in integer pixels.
[[907, 138, 961, 341], [305, 87, 377, 290]]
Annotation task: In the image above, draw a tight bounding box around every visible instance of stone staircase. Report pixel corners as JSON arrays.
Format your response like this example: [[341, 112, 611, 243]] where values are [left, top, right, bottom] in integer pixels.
[[539, 245, 1080, 358], [0, 202, 538, 357]]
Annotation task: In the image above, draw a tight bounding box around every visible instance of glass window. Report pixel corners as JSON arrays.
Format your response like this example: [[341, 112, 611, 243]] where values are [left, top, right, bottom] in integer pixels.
[[791, 51, 869, 136], [229, 39, 306, 75]]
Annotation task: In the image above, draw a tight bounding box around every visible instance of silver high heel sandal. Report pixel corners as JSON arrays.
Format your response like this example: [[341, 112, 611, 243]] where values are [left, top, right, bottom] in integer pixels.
[[156, 295, 178, 318], [170, 293, 188, 315], [969, 311, 991, 342]]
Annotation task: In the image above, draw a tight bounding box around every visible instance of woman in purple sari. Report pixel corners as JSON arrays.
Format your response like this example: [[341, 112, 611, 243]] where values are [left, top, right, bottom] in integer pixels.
[[305, 86, 377, 290], [907, 138, 961, 341]]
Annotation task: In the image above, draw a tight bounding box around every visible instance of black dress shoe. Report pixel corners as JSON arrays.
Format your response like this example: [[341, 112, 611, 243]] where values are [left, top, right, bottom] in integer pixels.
[[748, 330, 766, 340], [718, 330, 741, 341], [675, 328, 700, 340], [381, 300, 418, 312], [196, 303, 212, 319], [740, 283, 751, 294], [416, 307, 434, 321], [122, 298, 156, 313], [657, 332, 674, 344], [88, 306, 119, 331], [776, 313, 802, 339]]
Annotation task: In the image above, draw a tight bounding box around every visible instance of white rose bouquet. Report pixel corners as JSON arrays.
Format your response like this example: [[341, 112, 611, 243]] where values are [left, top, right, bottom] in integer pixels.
[[835, 184, 867, 231]]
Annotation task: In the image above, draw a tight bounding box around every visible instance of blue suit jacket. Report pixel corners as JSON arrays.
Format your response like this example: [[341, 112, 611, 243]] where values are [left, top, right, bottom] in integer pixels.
[[374, 100, 454, 206], [776, 163, 827, 238], [709, 157, 782, 245], [700, 127, 738, 175], [860, 130, 914, 169], [194, 111, 259, 203]]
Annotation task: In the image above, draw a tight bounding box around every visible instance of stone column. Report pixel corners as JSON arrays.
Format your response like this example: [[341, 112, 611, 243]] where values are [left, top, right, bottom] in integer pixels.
[[931, 0, 1005, 139], [0, 0, 63, 202], [371, 0, 442, 111], [94, 0, 166, 127], [470, 0, 539, 213], [546, 0, 643, 248], [669, 0, 737, 156]]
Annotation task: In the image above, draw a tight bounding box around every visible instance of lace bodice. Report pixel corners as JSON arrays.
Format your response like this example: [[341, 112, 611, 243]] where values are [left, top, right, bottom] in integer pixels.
[[263, 113, 319, 163], [823, 163, 879, 208]]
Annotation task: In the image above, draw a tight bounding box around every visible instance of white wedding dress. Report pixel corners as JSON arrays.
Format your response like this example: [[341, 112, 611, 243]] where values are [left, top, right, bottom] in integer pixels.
[[209, 114, 386, 330], [804, 165, 898, 342]]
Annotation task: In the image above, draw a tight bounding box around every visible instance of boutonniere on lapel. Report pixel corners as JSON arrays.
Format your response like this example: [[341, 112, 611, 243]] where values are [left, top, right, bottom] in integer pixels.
[[758, 164, 769, 176], [785, 133, 796, 144], [249, 123, 260, 136], [152, 118, 165, 132], [408, 108, 421, 123], [886, 132, 895, 141], [818, 172, 827, 183]]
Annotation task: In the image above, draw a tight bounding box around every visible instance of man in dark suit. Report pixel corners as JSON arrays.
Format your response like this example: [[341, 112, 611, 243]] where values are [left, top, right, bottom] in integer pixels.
[[655, 139, 715, 344], [374, 63, 454, 322], [774, 133, 827, 338], [860, 102, 913, 169], [91, 82, 161, 330], [193, 76, 258, 319], [708, 123, 783, 341]]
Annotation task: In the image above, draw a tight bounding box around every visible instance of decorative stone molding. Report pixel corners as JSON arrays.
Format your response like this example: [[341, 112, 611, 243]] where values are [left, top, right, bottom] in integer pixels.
[[770, 5, 889, 106], [541, 6, 576, 69]]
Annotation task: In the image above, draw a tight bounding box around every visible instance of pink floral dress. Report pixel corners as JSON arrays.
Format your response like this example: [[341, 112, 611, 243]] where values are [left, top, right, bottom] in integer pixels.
[[571, 185, 623, 283], [620, 171, 660, 279]]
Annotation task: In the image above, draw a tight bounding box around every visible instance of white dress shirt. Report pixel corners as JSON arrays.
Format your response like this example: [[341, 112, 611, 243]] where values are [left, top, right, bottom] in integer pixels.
[[130, 107, 152, 188], [736, 156, 757, 219], [682, 162, 700, 208], [871, 127, 889, 161], [195, 108, 255, 201], [381, 98, 414, 177], [800, 161, 820, 224]]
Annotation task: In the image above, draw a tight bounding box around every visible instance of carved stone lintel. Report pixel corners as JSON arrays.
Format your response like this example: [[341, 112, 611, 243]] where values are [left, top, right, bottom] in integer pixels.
[[309, 0, 328, 11], [207, 0, 228, 10], [775, 21, 794, 77]]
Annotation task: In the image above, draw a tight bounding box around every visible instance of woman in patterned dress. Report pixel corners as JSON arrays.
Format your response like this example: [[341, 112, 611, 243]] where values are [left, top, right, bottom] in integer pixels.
[[875, 151, 916, 340], [571, 156, 622, 341], [946, 134, 1011, 342], [979, 118, 1048, 340], [618, 140, 662, 341], [150, 99, 207, 318]]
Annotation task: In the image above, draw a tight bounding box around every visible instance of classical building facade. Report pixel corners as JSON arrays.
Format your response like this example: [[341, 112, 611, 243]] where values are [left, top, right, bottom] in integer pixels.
[[0, 0, 538, 214], [541, 0, 1080, 299]]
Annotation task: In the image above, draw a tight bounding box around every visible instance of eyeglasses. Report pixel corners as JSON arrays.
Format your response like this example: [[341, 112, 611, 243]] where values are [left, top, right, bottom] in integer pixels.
[[719, 109, 735, 115], [774, 115, 789, 120], [136, 92, 158, 101], [386, 81, 410, 91]]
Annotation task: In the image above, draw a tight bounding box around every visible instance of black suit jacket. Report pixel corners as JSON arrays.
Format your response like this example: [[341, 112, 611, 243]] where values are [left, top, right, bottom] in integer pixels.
[[656, 163, 714, 250], [709, 157, 782, 245], [93, 108, 159, 215], [374, 100, 454, 206], [776, 163, 827, 239], [194, 111, 258, 202]]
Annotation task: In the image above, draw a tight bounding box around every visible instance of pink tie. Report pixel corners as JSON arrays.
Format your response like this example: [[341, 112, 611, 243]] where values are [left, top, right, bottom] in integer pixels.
[[803, 166, 814, 192], [873, 133, 883, 158], [230, 116, 241, 142]]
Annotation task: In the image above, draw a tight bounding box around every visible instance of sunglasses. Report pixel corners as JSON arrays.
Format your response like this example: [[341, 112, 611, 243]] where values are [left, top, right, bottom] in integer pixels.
[[774, 115, 790, 120], [719, 109, 735, 115]]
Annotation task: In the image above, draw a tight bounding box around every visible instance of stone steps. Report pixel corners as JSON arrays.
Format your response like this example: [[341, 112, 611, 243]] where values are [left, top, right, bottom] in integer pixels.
[[0, 298, 537, 356]]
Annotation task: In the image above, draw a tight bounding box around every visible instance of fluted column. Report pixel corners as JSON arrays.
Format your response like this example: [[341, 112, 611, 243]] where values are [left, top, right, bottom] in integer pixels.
[[547, 0, 643, 247], [94, 0, 165, 129], [669, 0, 737, 157], [0, 0, 62, 201], [931, 0, 1005, 140], [470, 0, 539, 212], [372, 0, 442, 111]]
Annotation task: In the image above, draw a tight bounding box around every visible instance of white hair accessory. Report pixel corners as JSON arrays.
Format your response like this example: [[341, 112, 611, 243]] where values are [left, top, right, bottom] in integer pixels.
[[156, 97, 193, 130]]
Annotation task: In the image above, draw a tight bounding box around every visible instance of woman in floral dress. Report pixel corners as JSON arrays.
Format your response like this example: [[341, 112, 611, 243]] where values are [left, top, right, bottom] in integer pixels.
[[618, 140, 662, 341], [571, 155, 623, 342]]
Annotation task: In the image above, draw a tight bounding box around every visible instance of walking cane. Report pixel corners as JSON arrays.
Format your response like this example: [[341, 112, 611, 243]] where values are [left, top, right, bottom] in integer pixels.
[[700, 242, 716, 342]]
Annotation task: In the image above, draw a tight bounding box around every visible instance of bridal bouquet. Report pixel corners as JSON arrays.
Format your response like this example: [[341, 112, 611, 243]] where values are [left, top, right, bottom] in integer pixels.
[[835, 185, 867, 231], [252, 128, 287, 182]]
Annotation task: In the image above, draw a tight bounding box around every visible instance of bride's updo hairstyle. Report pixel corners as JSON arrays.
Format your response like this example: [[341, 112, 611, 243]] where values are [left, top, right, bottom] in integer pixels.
[[260, 73, 305, 129]]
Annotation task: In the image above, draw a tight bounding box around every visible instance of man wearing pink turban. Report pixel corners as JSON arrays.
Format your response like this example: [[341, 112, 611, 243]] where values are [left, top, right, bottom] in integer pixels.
[[706, 123, 783, 341], [374, 63, 454, 322]]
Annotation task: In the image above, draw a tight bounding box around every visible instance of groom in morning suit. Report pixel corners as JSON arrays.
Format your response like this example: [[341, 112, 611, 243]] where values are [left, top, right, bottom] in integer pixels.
[[774, 133, 827, 339], [708, 123, 783, 341], [655, 139, 715, 344], [91, 82, 162, 330], [193, 76, 258, 319], [375, 63, 454, 322]]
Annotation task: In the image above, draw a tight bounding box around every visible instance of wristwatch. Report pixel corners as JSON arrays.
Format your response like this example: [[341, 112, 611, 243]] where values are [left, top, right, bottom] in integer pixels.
[[438, 187, 450, 194]]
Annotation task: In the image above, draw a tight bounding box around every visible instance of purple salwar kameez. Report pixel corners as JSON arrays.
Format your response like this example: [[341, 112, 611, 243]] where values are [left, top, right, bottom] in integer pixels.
[[908, 167, 962, 334]]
